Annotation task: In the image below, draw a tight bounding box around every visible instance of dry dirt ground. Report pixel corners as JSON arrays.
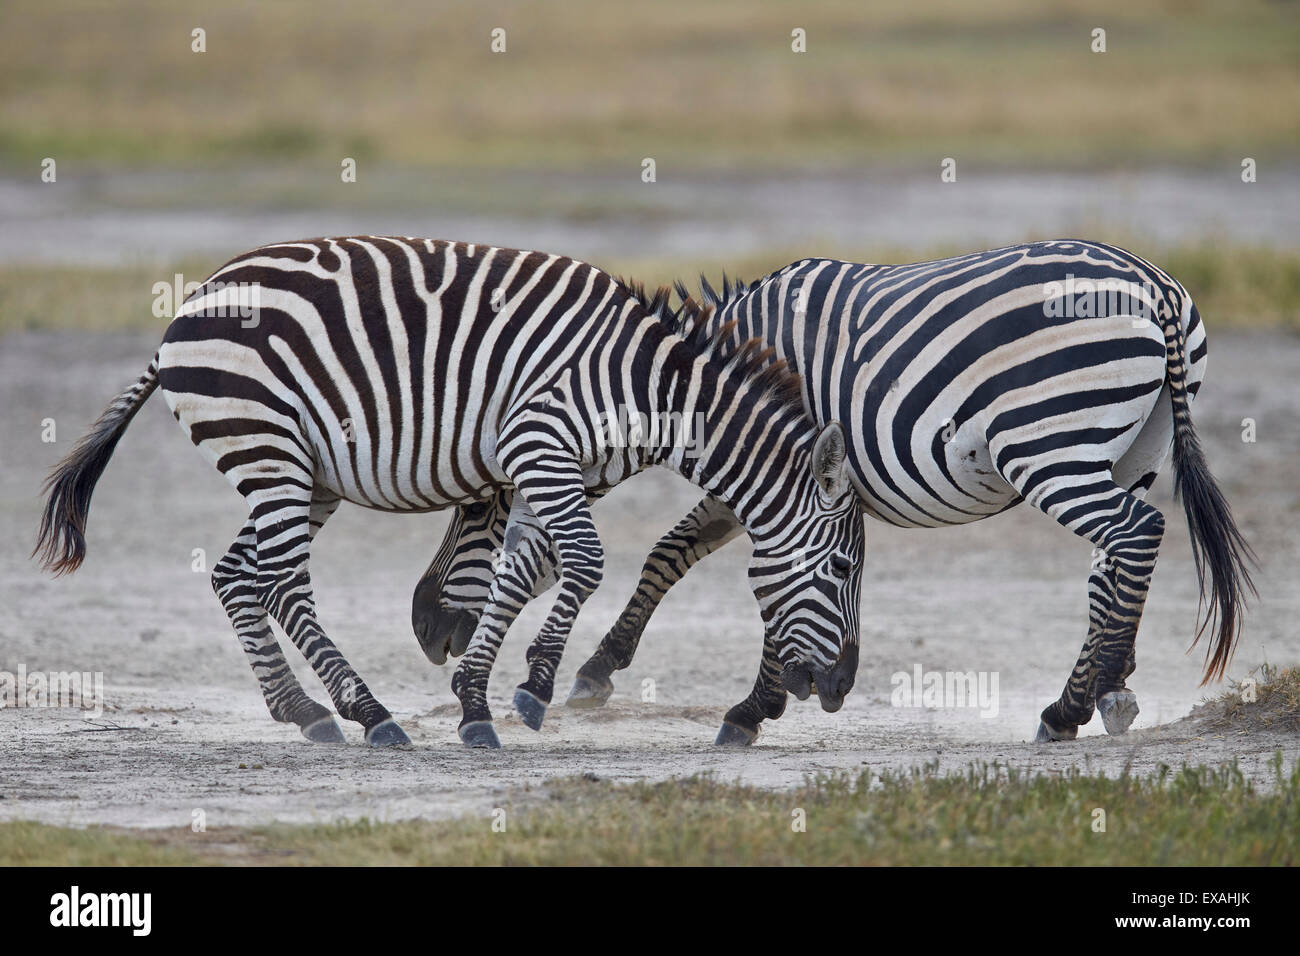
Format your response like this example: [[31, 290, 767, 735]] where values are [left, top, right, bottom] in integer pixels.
[[0, 329, 1297, 829]]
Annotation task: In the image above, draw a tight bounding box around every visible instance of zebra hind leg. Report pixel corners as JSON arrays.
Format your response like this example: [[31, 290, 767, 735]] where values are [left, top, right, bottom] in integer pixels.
[[715, 638, 787, 746], [567, 496, 742, 708], [1034, 564, 1109, 742], [1019, 472, 1164, 742], [251, 485, 411, 748], [212, 519, 344, 743]]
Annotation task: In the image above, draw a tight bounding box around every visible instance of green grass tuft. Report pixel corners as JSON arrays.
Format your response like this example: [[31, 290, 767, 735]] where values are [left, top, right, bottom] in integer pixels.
[[0, 820, 201, 866], [3, 757, 1295, 865]]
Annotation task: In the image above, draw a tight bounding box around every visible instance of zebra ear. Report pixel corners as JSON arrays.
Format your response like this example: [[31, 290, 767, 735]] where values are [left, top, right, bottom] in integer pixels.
[[811, 421, 849, 500]]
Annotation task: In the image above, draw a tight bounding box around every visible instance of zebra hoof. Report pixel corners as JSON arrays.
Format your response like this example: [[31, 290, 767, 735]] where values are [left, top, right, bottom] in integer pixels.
[[365, 718, 412, 748], [459, 720, 501, 749], [1098, 691, 1140, 736], [1034, 720, 1078, 743], [301, 715, 346, 744], [514, 688, 548, 731], [566, 672, 614, 709], [714, 721, 758, 747]]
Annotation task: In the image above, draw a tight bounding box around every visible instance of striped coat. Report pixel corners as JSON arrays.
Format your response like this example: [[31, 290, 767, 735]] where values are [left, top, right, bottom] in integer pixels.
[[36, 237, 865, 748], [417, 240, 1254, 744]]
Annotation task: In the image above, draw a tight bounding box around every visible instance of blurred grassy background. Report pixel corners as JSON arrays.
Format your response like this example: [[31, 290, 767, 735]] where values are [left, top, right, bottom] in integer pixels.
[[4, 242, 1298, 336], [1, 0, 1297, 332], [3, 0, 1297, 171]]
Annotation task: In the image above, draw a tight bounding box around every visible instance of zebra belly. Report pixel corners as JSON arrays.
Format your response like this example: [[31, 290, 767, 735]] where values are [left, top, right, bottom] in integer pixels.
[[846, 421, 1020, 529]]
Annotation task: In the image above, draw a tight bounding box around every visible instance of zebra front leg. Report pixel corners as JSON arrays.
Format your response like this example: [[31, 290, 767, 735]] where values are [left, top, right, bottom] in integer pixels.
[[715, 636, 787, 746], [568, 496, 741, 707], [505, 464, 605, 732], [450, 526, 546, 748], [252, 486, 410, 748], [212, 519, 344, 743]]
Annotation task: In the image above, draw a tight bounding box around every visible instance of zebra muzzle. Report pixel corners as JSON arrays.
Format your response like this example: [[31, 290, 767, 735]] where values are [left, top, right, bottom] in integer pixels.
[[412, 597, 478, 666], [814, 676, 845, 713], [780, 662, 814, 702], [818, 644, 858, 712], [782, 649, 857, 712]]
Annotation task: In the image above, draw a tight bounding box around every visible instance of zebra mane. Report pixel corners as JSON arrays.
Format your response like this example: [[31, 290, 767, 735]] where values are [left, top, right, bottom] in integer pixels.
[[692, 272, 756, 311], [614, 276, 804, 418], [613, 278, 676, 325]]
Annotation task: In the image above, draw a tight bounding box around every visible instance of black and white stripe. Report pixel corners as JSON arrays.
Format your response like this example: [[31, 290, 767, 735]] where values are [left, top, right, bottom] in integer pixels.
[[418, 239, 1255, 743], [35, 236, 865, 748]]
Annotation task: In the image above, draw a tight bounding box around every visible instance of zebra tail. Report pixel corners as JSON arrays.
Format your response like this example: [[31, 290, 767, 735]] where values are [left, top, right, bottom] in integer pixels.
[[1164, 300, 1257, 685], [33, 355, 161, 576]]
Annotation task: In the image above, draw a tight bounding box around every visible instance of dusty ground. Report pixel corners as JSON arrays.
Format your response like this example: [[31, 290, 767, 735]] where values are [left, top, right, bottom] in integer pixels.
[[0, 328, 1297, 829]]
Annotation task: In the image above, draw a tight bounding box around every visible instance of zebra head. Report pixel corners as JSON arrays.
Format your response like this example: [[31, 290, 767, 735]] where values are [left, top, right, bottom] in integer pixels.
[[747, 421, 864, 713], [411, 493, 511, 665]]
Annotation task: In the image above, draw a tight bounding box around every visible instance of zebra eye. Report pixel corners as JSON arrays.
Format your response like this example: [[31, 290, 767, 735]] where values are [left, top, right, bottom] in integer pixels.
[[466, 501, 488, 518], [830, 554, 852, 578]]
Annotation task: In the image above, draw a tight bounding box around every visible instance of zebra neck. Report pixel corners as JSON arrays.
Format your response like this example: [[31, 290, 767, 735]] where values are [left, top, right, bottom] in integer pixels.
[[649, 358, 809, 533]]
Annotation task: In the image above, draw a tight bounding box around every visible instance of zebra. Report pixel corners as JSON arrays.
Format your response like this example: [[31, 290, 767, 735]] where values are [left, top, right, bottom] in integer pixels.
[[411, 239, 1255, 745], [34, 236, 866, 749]]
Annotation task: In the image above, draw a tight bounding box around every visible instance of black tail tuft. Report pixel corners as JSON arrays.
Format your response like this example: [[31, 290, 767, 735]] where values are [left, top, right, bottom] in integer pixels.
[[1163, 298, 1257, 685], [1172, 427, 1257, 684], [33, 359, 159, 575]]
